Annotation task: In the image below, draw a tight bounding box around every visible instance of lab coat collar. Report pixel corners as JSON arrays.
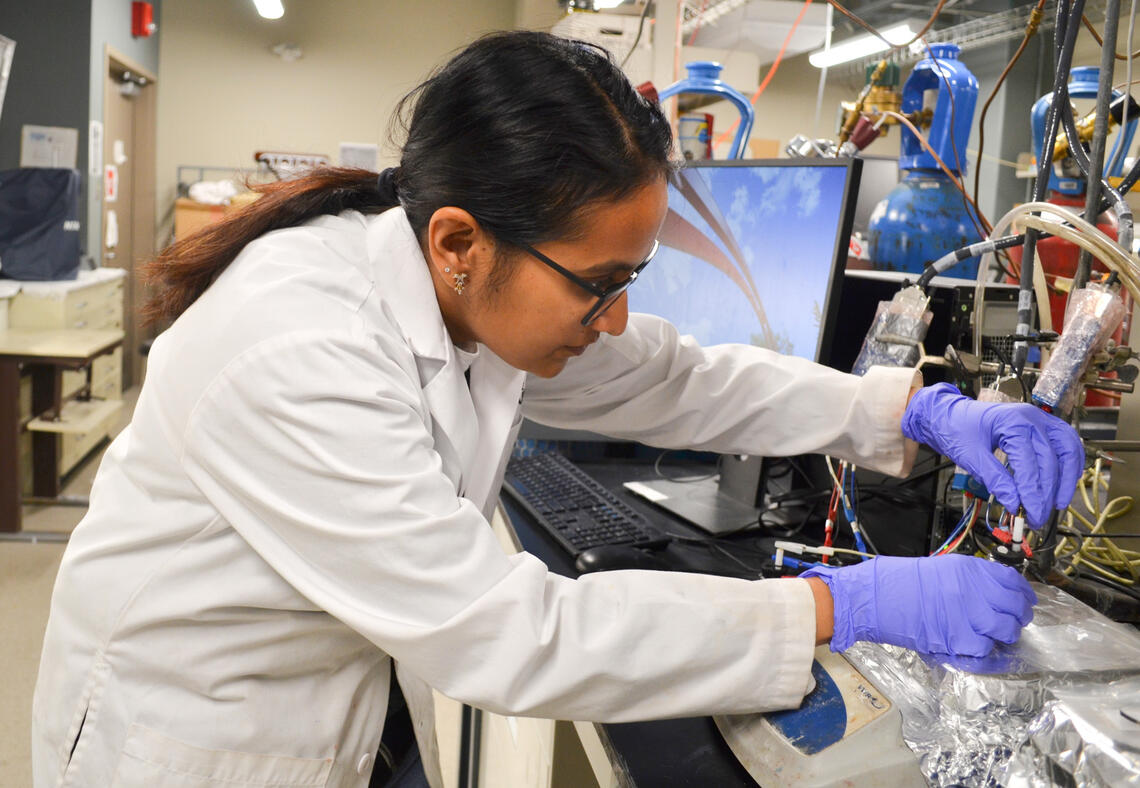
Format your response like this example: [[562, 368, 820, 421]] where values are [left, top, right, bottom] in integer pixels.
[[367, 208, 479, 487], [366, 208, 454, 364], [364, 208, 526, 508]]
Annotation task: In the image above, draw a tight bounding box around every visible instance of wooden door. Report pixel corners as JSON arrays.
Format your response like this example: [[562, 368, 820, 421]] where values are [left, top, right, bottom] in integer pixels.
[[102, 51, 156, 389]]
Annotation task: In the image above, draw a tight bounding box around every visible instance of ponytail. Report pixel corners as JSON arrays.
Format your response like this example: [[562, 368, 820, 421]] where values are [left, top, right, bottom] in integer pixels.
[[142, 167, 398, 326]]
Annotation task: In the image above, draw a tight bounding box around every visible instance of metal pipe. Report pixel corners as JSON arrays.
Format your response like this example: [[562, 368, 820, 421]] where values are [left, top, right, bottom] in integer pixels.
[[1083, 377, 1136, 392], [1085, 439, 1140, 451], [1073, 0, 1122, 292]]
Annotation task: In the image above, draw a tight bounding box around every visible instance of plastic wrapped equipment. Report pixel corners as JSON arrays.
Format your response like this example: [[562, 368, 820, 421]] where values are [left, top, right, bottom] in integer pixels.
[[1032, 282, 1126, 415], [851, 285, 933, 376]]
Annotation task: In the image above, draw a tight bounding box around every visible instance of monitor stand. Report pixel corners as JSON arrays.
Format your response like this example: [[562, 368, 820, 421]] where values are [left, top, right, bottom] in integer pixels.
[[624, 455, 765, 535]]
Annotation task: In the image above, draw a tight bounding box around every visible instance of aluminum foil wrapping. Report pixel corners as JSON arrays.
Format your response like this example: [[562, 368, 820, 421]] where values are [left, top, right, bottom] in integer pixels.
[[1032, 283, 1125, 415], [843, 583, 1140, 787], [1005, 677, 1140, 787], [851, 286, 932, 377], [978, 386, 1019, 404]]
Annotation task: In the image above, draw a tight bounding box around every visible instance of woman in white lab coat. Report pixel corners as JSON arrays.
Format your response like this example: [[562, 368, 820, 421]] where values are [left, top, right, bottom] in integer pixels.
[[33, 32, 1078, 788]]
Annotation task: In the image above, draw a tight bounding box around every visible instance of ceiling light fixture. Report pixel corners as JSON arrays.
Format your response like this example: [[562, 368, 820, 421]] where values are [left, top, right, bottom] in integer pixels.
[[808, 23, 915, 68], [252, 0, 284, 20]]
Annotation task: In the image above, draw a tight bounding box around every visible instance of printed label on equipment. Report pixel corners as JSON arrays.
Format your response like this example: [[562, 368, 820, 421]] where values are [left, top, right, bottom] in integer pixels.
[[762, 648, 891, 755]]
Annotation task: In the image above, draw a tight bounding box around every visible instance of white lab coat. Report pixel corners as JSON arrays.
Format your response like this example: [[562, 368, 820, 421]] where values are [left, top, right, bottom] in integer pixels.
[[32, 207, 918, 787]]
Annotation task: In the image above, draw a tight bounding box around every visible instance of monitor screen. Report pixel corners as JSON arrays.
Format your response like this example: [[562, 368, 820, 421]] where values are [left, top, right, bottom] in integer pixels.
[[627, 158, 861, 364], [850, 155, 899, 234]]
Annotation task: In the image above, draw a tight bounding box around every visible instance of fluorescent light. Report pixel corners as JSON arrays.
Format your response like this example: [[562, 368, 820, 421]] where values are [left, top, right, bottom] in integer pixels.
[[252, 0, 284, 19], [592, 0, 627, 7], [808, 23, 915, 68]]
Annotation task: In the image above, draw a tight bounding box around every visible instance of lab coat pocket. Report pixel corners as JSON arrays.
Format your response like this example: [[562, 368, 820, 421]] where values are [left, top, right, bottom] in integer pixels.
[[109, 724, 334, 787]]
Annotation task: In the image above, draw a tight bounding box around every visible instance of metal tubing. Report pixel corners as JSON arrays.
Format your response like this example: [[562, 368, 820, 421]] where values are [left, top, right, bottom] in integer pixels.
[[1073, 0, 1122, 292]]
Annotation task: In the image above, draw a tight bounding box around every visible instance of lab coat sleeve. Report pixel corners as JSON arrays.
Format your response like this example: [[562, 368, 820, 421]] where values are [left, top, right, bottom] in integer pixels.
[[523, 313, 921, 477], [179, 330, 817, 722]]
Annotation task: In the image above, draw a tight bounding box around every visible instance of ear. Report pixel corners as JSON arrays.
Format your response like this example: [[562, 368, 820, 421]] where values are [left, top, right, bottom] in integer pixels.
[[426, 207, 496, 281]]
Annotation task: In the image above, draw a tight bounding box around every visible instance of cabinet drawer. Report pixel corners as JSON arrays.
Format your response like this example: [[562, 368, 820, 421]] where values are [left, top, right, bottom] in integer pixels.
[[20, 431, 114, 488], [70, 296, 124, 331], [60, 406, 118, 476], [64, 293, 110, 329], [94, 300, 124, 330], [92, 347, 123, 385], [61, 369, 87, 400], [11, 277, 125, 329], [91, 374, 123, 401]]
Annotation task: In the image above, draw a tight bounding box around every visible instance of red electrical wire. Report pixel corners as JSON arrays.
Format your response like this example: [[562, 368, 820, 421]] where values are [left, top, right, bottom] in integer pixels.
[[823, 463, 841, 562], [712, 0, 814, 152]]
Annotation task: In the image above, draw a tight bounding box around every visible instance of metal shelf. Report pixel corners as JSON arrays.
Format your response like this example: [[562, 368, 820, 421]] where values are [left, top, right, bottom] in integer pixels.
[[843, 0, 1111, 75]]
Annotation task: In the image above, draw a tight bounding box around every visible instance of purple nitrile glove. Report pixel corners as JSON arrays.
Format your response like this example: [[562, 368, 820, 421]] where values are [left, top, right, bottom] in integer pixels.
[[901, 383, 1084, 528], [802, 554, 1037, 657]]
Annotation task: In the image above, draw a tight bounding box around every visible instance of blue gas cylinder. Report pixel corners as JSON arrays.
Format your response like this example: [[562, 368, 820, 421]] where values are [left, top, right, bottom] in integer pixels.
[[867, 171, 982, 276], [1030, 66, 1138, 196], [868, 44, 982, 277], [658, 61, 755, 160]]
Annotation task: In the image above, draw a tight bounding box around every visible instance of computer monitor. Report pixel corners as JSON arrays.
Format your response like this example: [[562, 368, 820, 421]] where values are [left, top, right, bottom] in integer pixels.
[[618, 158, 863, 533], [850, 154, 899, 236], [628, 158, 860, 363]]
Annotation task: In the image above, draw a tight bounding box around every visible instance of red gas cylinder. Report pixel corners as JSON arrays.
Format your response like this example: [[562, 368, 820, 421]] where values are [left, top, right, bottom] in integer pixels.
[[1007, 192, 1124, 406]]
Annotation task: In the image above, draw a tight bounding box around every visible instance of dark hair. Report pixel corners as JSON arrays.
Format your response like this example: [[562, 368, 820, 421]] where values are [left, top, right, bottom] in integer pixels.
[[143, 31, 675, 325]]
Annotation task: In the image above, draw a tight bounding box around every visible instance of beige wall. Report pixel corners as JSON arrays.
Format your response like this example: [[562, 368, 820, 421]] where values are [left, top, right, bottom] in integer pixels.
[[155, 0, 516, 241], [514, 0, 564, 30]]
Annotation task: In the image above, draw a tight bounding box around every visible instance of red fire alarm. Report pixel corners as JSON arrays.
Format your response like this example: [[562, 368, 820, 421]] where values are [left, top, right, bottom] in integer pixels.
[[131, 2, 156, 37]]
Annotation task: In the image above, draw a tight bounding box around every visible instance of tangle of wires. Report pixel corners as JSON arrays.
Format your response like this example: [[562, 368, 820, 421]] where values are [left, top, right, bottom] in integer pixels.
[[1052, 459, 1140, 598]]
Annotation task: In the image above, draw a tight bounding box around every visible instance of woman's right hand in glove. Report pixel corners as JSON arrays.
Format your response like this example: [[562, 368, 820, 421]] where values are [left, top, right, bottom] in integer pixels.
[[801, 554, 1036, 657]]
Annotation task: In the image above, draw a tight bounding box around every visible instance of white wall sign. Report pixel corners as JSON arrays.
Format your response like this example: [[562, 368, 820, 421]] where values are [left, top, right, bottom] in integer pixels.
[[339, 142, 378, 170], [20, 125, 79, 168]]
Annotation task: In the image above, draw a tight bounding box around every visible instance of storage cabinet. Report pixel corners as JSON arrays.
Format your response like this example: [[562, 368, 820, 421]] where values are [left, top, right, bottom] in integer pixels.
[[10, 268, 127, 490]]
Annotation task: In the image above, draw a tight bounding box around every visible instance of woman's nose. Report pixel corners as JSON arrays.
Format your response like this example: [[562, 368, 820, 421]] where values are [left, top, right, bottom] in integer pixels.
[[591, 293, 629, 337]]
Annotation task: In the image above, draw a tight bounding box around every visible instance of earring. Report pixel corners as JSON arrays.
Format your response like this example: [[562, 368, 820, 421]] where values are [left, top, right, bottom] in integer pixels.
[[444, 267, 451, 273], [453, 272, 468, 295]]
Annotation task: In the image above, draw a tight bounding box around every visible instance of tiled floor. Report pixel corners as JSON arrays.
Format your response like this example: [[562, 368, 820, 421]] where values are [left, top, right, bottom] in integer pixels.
[[0, 387, 138, 786]]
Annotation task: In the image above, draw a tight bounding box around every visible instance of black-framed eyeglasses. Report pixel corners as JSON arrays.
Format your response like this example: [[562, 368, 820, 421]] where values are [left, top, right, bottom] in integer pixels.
[[518, 239, 660, 326]]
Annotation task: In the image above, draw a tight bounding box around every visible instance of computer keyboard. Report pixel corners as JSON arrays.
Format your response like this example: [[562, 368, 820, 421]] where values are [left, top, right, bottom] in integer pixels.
[[502, 452, 667, 557]]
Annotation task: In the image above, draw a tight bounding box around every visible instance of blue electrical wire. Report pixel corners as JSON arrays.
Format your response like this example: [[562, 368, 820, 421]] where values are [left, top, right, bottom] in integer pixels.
[[843, 466, 869, 556], [932, 497, 976, 555], [777, 555, 826, 571]]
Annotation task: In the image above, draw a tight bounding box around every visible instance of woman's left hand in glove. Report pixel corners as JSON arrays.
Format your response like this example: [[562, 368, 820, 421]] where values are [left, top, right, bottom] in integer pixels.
[[901, 383, 1084, 528]]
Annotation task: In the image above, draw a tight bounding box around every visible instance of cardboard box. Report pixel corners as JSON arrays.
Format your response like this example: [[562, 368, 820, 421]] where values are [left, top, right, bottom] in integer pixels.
[[173, 192, 260, 241], [749, 138, 782, 159]]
